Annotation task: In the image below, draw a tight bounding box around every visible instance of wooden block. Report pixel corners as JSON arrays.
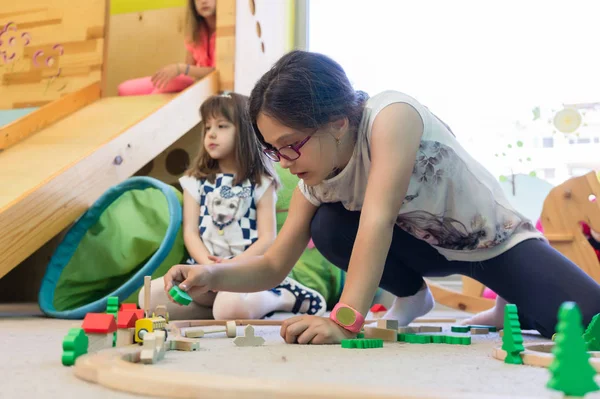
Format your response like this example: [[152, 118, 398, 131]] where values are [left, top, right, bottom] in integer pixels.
[[116, 328, 135, 347], [233, 325, 265, 347], [144, 276, 151, 318], [363, 327, 397, 342], [87, 333, 112, 352], [376, 319, 399, 330], [140, 333, 158, 364], [169, 339, 200, 351], [154, 330, 167, 361], [181, 327, 207, 338], [418, 326, 443, 333], [470, 327, 490, 335], [398, 326, 418, 334]]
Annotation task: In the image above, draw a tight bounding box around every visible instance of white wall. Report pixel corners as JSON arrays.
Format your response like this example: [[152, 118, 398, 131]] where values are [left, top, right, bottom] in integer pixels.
[[234, 0, 290, 96]]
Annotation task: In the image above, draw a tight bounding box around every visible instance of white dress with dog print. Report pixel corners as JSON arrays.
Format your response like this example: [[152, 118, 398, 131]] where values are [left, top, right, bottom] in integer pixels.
[[179, 173, 274, 260], [298, 90, 547, 262]]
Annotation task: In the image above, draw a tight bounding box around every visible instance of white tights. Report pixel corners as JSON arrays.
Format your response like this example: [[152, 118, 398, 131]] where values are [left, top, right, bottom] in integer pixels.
[[138, 277, 301, 320]]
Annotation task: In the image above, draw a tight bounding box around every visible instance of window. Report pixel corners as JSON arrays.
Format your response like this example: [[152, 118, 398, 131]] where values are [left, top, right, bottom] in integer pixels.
[[542, 137, 554, 148], [543, 168, 556, 179], [308, 0, 600, 185]]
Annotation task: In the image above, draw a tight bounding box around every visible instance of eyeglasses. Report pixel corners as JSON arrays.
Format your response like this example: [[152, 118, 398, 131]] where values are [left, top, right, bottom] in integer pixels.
[[263, 136, 311, 162]]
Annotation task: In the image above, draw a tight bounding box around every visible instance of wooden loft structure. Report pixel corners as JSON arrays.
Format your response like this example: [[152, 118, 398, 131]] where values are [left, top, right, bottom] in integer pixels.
[[0, 0, 236, 280]]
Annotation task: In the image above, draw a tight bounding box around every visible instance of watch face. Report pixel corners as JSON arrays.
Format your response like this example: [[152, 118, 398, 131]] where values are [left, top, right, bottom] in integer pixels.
[[336, 307, 357, 326]]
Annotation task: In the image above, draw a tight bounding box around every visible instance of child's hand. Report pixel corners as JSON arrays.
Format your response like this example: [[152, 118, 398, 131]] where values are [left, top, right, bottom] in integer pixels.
[[207, 255, 224, 263], [280, 315, 356, 345], [163, 263, 214, 295], [151, 64, 181, 89]]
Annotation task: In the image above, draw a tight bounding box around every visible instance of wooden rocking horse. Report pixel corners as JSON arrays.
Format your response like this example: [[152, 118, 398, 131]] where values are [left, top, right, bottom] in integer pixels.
[[428, 171, 600, 313], [539, 171, 600, 283]]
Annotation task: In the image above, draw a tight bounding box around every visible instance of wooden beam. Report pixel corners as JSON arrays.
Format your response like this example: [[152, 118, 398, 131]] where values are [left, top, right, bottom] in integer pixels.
[[215, 0, 236, 91], [0, 73, 218, 279], [0, 82, 101, 151]]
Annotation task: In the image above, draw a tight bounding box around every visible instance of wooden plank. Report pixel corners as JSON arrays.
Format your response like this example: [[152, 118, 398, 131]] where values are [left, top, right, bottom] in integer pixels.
[[0, 72, 218, 279], [427, 279, 495, 313], [103, 7, 187, 97], [215, 0, 236, 91], [0, 82, 100, 150], [0, 0, 107, 109]]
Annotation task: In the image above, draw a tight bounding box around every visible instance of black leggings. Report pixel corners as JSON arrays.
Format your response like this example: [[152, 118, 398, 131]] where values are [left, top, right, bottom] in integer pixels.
[[311, 202, 600, 338]]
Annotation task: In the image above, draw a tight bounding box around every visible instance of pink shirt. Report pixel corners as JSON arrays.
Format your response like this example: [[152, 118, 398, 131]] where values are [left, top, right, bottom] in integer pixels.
[[185, 24, 215, 67]]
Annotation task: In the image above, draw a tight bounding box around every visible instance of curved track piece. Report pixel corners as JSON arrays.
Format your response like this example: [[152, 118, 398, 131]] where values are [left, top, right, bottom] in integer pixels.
[[74, 342, 540, 399], [492, 342, 600, 371]]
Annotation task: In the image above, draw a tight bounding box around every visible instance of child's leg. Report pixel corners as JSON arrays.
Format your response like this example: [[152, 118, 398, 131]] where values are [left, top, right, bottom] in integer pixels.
[[311, 203, 600, 337], [117, 77, 155, 96], [212, 277, 327, 320], [138, 276, 215, 320], [149, 75, 195, 94], [457, 239, 600, 338], [311, 202, 434, 326]]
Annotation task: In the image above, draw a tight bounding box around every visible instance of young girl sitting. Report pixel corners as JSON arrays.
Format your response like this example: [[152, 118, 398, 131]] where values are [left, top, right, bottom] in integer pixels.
[[118, 0, 216, 96], [140, 92, 327, 320], [163, 51, 600, 343]]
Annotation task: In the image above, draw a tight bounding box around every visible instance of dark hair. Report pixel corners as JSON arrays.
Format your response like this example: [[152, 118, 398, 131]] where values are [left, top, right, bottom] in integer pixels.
[[248, 50, 369, 148], [185, 92, 280, 189]]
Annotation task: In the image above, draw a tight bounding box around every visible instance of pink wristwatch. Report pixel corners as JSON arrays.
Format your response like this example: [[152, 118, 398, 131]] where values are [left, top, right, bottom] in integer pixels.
[[329, 302, 365, 333]]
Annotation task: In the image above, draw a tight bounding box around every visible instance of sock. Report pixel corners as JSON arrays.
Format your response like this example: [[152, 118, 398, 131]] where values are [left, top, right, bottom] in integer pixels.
[[460, 296, 508, 328], [377, 286, 435, 326]]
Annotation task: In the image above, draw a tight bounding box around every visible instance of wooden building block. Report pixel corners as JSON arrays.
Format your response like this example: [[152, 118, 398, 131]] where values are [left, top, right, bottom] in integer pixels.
[[364, 327, 397, 342], [140, 333, 158, 364], [470, 327, 490, 335], [115, 328, 135, 347], [233, 325, 265, 347], [398, 326, 418, 334], [87, 334, 112, 352], [376, 319, 399, 330], [169, 339, 200, 352], [419, 326, 443, 333], [154, 330, 167, 361]]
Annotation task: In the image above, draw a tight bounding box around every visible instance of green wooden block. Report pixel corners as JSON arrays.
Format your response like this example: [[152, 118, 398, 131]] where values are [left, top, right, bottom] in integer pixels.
[[432, 335, 445, 344], [451, 326, 470, 333], [62, 328, 88, 366], [469, 324, 497, 332], [169, 285, 192, 306]]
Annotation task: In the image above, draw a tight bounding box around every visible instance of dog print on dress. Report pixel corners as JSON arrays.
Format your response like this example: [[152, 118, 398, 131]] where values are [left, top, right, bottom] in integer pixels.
[[179, 173, 272, 262]]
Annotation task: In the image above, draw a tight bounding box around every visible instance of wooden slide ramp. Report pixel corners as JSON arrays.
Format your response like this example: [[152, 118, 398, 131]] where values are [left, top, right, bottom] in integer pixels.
[[0, 73, 219, 279]]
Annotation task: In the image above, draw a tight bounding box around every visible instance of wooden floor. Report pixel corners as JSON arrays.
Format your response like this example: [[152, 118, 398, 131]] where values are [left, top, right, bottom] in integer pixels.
[[0, 94, 174, 211]]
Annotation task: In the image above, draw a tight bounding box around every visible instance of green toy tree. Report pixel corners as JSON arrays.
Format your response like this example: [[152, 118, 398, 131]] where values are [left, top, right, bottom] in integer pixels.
[[583, 313, 600, 352], [502, 304, 524, 364], [547, 302, 599, 397]]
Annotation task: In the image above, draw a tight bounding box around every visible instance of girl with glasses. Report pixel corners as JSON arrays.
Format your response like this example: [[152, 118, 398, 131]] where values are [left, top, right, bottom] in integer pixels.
[[165, 51, 600, 344]]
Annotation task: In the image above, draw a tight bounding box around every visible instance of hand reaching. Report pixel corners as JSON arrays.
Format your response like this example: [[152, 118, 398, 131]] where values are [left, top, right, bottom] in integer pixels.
[[280, 315, 356, 345], [151, 64, 182, 89], [163, 263, 214, 301]]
